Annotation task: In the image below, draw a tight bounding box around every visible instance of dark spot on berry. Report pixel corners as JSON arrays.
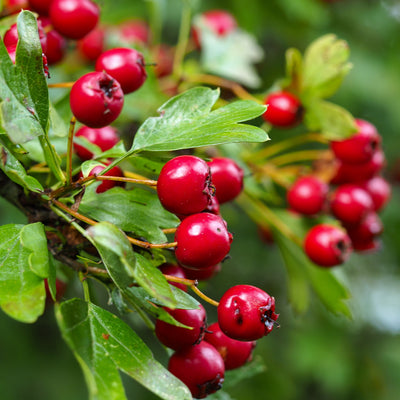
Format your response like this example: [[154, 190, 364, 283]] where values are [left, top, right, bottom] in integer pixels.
[[198, 373, 224, 398], [99, 76, 116, 99]]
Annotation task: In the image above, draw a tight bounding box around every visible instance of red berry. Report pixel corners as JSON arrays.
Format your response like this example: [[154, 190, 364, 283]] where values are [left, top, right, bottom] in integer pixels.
[[49, 0, 100, 40], [28, 0, 52, 15], [361, 176, 391, 212], [70, 71, 124, 128], [44, 278, 67, 303], [157, 155, 214, 216], [159, 263, 187, 292], [74, 125, 120, 161], [345, 212, 383, 250], [201, 9, 237, 35], [205, 322, 256, 370], [304, 224, 352, 267], [330, 184, 374, 225], [208, 157, 244, 204], [95, 47, 147, 94], [155, 305, 207, 351], [82, 164, 125, 193], [287, 176, 328, 215], [6, 44, 17, 63], [330, 119, 381, 164], [39, 16, 67, 65], [181, 263, 221, 281], [4, 21, 48, 53], [168, 341, 225, 399], [153, 44, 174, 78], [262, 91, 302, 127], [175, 213, 232, 269], [218, 285, 278, 341], [77, 27, 105, 62], [4, 0, 30, 14], [118, 19, 150, 45]]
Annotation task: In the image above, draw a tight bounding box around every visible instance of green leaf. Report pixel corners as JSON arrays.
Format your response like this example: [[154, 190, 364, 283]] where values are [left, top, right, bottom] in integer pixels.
[[304, 99, 357, 140], [284, 47, 303, 92], [87, 221, 176, 308], [56, 299, 192, 400], [80, 185, 179, 244], [0, 223, 51, 323], [0, 142, 43, 192], [302, 34, 353, 99], [131, 87, 268, 152]]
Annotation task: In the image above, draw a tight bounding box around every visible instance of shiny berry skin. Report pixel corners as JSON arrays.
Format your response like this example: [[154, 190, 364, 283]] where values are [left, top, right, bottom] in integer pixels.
[[361, 176, 391, 212], [74, 125, 120, 161], [182, 263, 221, 281], [207, 157, 244, 204], [159, 263, 187, 292], [205, 322, 256, 370], [287, 176, 328, 215], [330, 119, 381, 164], [28, 0, 52, 15], [168, 341, 225, 399], [49, 0, 100, 40], [157, 155, 214, 216], [70, 71, 124, 128], [95, 47, 147, 94], [262, 91, 302, 127], [304, 224, 352, 267], [217, 285, 279, 341], [39, 17, 67, 65], [83, 164, 125, 193], [155, 304, 207, 351], [6, 44, 17, 64], [175, 213, 232, 269], [330, 184, 374, 225], [77, 27, 105, 62]]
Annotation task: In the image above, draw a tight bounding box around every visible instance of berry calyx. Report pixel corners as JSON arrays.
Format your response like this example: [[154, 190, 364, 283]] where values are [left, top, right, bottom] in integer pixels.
[[155, 305, 207, 351], [49, 0, 100, 40], [204, 322, 256, 370], [330, 184, 374, 225], [168, 341, 225, 399], [175, 213, 232, 269], [217, 284, 279, 341], [74, 125, 120, 161], [304, 224, 352, 267], [330, 119, 381, 164], [157, 155, 214, 216], [207, 157, 244, 204], [262, 91, 303, 127], [69, 71, 124, 128], [95, 47, 147, 94], [287, 175, 328, 216]]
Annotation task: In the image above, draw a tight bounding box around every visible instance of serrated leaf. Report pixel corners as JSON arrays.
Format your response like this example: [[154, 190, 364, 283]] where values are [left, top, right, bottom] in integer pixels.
[[131, 87, 268, 152], [56, 299, 192, 400], [87, 221, 176, 308], [304, 99, 357, 140], [194, 15, 263, 88], [302, 34, 352, 99], [0, 142, 43, 192], [0, 223, 51, 323], [80, 185, 179, 244]]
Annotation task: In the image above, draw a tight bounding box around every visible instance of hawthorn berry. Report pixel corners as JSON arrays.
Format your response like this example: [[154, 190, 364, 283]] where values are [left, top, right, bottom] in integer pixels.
[[155, 304, 207, 351], [207, 157, 244, 204], [304, 224, 352, 267], [73, 125, 120, 161], [204, 322, 256, 370], [361, 176, 391, 212], [262, 91, 302, 127], [49, 0, 100, 40], [330, 119, 381, 164], [39, 17, 67, 65], [217, 284, 279, 341], [44, 278, 67, 303], [118, 19, 150, 45], [4, 0, 30, 14], [82, 164, 125, 193], [175, 213, 232, 269], [4, 21, 48, 53], [157, 155, 214, 216], [287, 175, 328, 215], [77, 27, 105, 62], [181, 263, 221, 281], [95, 47, 147, 94], [168, 341, 225, 399], [69, 71, 124, 128], [330, 184, 374, 225], [28, 0, 52, 15], [159, 263, 188, 292]]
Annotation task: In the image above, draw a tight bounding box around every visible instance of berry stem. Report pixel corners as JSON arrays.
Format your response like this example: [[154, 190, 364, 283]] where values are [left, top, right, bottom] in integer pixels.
[[94, 175, 157, 187], [268, 149, 328, 167], [66, 116, 77, 185], [48, 82, 75, 88], [162, 228, 177, 234]]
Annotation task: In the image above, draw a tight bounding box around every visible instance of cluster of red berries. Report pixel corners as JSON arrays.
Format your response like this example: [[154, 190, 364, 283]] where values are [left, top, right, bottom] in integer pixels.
[[286, 119, 390, 267]]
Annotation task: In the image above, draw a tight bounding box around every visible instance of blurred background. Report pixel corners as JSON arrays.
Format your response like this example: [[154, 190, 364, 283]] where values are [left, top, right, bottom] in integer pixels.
[[1, 0, 400, 399]]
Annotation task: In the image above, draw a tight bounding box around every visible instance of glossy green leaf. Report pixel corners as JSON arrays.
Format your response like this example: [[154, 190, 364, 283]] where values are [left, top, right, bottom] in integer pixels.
[[56, 299, 192, 400], [302, 34, 353, 99], [304, 99, 357, 140], [0, 223, 51, 323], [87, 221, 176, 308], [131, 87, 268, 152], [0, 142, 43, 192], [80, 185, 179, 244]]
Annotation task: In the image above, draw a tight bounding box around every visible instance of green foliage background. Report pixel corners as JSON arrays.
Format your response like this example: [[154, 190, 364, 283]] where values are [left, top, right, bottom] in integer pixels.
[[1, 0, 400, 399]]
